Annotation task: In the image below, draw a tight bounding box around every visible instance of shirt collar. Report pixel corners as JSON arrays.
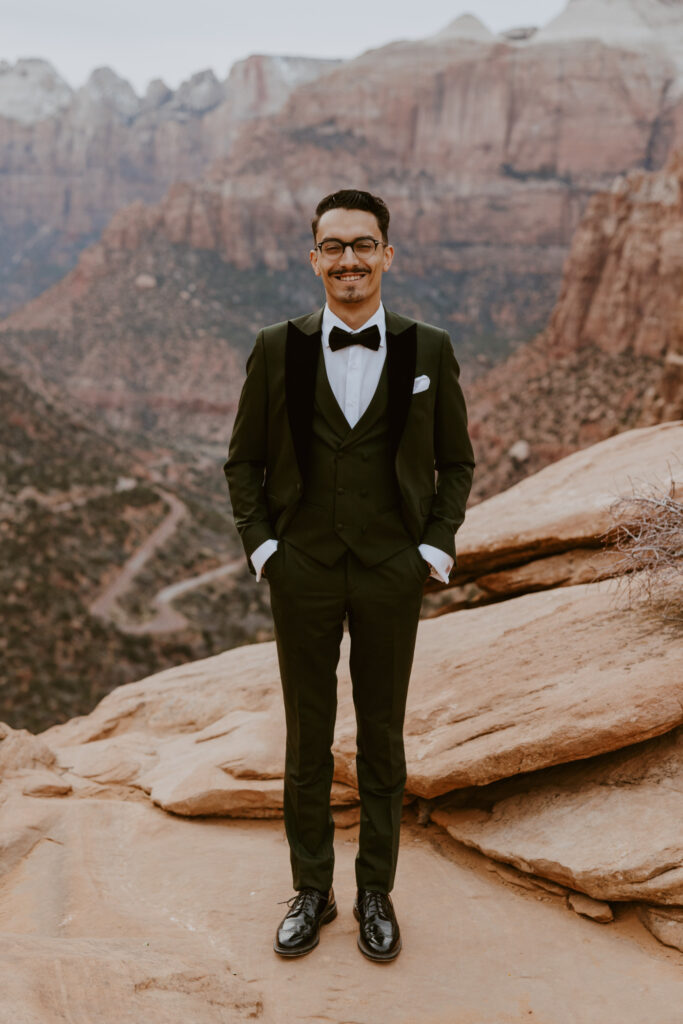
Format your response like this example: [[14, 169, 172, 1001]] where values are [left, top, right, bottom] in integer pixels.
[[322, 303, 386, 349]]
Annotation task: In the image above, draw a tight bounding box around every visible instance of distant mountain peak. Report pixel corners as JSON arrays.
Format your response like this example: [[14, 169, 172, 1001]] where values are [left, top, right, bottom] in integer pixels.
[[434, 12, 496, 41], [0, 57, 72, 124], [79, 67, 140, 118], [171, 69, 226, 113], [143, 78, 173, 111], [535, 0, 683, 40], [530, 0, 683, 88]]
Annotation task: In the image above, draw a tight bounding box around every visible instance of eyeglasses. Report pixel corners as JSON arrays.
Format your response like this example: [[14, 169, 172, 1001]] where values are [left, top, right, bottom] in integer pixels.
[[315, 237, 385, 259]]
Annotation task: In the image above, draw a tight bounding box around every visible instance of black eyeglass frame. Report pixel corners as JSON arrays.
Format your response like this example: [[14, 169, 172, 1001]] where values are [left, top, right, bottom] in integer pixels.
[[314, 236, 386, 258]]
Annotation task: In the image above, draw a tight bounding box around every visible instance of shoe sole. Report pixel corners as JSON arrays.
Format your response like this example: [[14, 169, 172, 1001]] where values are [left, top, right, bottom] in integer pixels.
[[353, 904, 402, 962], [273, 900, 337, 957]]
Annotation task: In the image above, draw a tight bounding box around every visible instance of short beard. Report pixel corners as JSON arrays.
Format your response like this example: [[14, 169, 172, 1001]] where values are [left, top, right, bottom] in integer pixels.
[[329, 270, 368, 302], [336, 283, 365, 303]]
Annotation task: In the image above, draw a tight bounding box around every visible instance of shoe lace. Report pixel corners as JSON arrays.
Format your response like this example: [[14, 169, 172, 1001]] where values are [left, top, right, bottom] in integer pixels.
[[277, 887, 325, 915], [359, 890, 390, 918]]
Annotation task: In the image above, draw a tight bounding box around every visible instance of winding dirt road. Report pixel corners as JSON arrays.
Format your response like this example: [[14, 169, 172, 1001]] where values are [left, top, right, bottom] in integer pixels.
[[89, 490, 242, 635]]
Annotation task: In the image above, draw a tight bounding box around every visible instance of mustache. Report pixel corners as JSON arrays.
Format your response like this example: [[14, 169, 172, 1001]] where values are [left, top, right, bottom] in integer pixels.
[[331, 267, 369, 276]]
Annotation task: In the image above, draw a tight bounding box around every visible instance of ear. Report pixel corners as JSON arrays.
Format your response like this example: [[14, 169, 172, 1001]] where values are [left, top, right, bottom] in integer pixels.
[[382, 244, 394, 272], [309, 248, 322, 278]]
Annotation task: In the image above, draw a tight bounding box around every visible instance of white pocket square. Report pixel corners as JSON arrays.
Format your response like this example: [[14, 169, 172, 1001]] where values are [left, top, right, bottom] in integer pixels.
[[412, 374, 430, 395]]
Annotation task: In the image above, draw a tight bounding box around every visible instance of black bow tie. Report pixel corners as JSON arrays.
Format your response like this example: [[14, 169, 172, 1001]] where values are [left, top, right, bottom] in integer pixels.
[[328, 324, 381, 352]]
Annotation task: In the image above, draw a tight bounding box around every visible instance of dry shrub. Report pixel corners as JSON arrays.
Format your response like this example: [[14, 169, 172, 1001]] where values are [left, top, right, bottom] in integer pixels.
[[601, 473, 683, 623]]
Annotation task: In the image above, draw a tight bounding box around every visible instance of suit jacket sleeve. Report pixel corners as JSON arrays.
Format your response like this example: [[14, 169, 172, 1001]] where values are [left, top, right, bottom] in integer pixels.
[[223, 331, 276, 572], [419, 330, 475, 560]]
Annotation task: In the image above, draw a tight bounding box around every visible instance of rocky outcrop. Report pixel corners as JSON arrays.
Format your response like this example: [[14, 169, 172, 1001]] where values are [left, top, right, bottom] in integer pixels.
[[466, 150, 683, 500], [0, 54, 338, 315], [2, 7, 682, 465], [431, 724, 683, 904], [35, 426, 683, 906], [451, 421, 683, 593], [2, 801, 681, 1022], [35, 420, 681, 814], [638, 904, 683, 952], [0, 58, 72, 122], [3, 148, 681, 458], [543, 155, 683, 361], [530, 0, 683, 63], [0, 236, 251, 441], [432, 13, 496, 42], [2, 0, 683, 334], [1, 421, 682, 1005], [0, 722, 56, 775], [39, 572, 682, 814]]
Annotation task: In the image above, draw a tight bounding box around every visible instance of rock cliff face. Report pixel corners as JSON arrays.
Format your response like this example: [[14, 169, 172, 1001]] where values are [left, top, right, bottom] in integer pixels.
[[0, 55, 338, 315], [1, 148, 679, 484], [544, 155, 683, 361], [466, 149, 683, 500], [530, 0, 683, 56], [66, 27, 683, 351], [0, 235, 285, 441], [2, 0, 683, 332]]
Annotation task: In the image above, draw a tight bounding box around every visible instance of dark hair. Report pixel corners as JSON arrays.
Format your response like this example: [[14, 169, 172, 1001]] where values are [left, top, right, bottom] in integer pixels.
[[312, 189, 390, 243]]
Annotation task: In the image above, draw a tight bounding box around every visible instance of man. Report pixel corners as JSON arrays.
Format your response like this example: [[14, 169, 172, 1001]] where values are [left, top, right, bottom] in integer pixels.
[[224, 189, 474, 962]]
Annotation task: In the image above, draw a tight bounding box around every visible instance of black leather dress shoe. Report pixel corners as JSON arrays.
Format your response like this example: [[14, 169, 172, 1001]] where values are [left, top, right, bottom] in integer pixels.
[[273, 886, 337, 957], [354, 888, 402, 961]]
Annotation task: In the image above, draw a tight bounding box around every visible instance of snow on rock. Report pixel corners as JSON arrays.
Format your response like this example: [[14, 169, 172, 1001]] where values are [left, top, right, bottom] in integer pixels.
[[0, 58, 72, 124]]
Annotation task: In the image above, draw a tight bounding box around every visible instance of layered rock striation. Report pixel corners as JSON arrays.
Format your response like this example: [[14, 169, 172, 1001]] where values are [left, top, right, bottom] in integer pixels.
[[0, 54, 338, 314], [466, 149, 683, 499], [2, 0, 683, 333]]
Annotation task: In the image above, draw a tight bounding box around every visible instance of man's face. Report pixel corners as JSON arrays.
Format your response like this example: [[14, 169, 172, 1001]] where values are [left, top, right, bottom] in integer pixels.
[[310, 208, 394, 309]]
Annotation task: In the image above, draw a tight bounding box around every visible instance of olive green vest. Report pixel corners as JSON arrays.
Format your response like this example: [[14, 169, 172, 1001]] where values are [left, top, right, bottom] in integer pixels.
[[282, 352, 413, 566]]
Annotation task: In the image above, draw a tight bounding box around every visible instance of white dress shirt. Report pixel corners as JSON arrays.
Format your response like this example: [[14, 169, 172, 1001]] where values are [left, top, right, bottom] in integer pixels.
[[250, 303, 453, 583]]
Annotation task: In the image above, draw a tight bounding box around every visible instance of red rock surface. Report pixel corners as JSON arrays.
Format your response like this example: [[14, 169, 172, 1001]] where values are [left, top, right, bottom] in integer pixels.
[[2, 10, 682, 340], [466, 150, 683, 500], [0, 55, 338, 315]]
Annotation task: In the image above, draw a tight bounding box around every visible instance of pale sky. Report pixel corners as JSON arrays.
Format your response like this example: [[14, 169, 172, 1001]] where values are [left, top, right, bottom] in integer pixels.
[[0, 0, 569, 95]]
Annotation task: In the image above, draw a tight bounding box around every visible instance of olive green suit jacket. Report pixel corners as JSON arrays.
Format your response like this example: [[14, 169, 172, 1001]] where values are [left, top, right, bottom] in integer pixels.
[[224, 306, 475, 574]]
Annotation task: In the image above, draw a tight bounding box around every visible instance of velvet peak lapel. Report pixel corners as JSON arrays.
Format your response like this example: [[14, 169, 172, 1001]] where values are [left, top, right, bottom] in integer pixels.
[[285, 309, 323, 481], [385, 309, 417, 456]]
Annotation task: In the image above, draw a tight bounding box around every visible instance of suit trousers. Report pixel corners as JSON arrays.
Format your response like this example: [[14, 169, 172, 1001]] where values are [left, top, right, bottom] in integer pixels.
[[266, 537, 429, 894]]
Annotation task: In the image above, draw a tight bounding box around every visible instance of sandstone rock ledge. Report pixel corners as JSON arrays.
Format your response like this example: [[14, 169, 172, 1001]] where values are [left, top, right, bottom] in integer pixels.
[[0, 796, 682, 1024], [450, 420, 683, 599], [2, 423, 682, 1021]]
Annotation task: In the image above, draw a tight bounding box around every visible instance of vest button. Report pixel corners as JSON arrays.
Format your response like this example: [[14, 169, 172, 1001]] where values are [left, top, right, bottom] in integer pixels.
[[360, 489, 368, 497], [336, 522, 344, 530], [337, 487, 345, 495]]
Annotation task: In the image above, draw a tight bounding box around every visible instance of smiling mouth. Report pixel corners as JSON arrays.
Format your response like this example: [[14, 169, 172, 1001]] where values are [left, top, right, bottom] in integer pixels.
[[333, 272, 367, 282]]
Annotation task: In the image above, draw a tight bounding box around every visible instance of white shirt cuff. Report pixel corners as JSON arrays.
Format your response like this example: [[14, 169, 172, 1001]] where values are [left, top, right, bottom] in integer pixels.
[[418, 543, 453, 584], [250, 538, 279, 581]]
